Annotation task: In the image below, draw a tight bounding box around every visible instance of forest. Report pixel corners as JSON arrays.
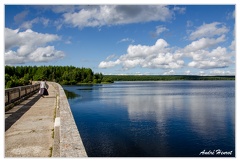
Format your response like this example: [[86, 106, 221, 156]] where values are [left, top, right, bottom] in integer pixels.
[[105, 75, 235, 81], [5, 65, 113, 88], [5, 65, 235, 89]]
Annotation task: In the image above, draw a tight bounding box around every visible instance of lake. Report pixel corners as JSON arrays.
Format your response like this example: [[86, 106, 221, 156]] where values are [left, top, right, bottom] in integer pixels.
[[63, 81, 235, 157]]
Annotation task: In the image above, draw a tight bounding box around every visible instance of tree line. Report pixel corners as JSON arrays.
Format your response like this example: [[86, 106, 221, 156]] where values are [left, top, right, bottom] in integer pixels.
[[105, 75, 235, 81], [5, 65, 113, 88], [5, 65, 235, 89]]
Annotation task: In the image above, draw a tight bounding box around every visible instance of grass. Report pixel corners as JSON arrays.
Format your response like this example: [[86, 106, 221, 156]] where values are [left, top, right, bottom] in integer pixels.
[[48, 147, 53, 157]]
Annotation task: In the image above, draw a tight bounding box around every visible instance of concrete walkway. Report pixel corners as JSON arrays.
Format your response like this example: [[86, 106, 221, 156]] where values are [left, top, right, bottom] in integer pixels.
[[5, 82, 57, 157]]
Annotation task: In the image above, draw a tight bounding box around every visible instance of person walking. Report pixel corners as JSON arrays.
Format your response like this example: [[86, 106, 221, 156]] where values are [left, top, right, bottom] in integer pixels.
[[39, 79, 49, 97]]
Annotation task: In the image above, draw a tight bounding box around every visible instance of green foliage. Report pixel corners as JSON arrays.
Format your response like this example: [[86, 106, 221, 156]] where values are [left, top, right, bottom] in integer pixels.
[[101, 76, 114, 83], [105, 75, 235, 81], [5, 65, 234, 89], [5, 65, 108, 88]]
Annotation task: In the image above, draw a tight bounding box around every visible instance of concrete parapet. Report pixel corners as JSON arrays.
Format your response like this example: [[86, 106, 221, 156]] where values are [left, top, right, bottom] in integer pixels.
[[53, 83, 88, 157]]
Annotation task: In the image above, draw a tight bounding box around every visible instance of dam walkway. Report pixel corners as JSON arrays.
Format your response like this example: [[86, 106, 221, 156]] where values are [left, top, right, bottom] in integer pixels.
[[5, 82, 87, 157]]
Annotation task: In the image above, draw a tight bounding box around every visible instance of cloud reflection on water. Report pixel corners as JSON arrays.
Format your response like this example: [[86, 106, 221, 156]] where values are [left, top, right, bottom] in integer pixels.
[[105, 81, 235, 146]]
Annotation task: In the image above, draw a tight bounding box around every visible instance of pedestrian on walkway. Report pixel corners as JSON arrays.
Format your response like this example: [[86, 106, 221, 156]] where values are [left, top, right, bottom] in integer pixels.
[[39, 79, 49, 97]]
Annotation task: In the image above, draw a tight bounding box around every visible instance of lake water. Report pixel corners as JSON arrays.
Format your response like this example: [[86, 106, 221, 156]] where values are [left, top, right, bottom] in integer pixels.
[[63, 81, 235, 157]]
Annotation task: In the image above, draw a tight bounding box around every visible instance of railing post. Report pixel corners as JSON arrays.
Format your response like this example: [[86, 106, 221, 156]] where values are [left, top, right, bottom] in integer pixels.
[[8, 91, 11, 104], [19, 87, 21, 99], [25, 86, 27, 97]]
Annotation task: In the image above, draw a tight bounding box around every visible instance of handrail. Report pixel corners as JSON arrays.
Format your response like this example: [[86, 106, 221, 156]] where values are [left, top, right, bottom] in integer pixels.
[[5, 83, 40, 106]]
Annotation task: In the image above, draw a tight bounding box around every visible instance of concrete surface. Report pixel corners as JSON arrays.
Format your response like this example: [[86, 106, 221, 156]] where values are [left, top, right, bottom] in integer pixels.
[[5, 82, 88, 157], [5, 82, 57, 157], [56, 83, 87, 157]]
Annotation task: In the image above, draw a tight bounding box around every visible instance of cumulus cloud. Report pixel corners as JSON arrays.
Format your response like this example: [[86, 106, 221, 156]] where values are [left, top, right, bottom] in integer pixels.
[[99, 60, 121, 68], [189, 22, 229, 40], [29, 46, 64, 62], [5, 28, 20, 50], [99, 20, 234, 71], [5, 50, 25, 64], [99, 39, 184, 70], [187, 47, 233, 69], [183, 21, 234, 70], [63, 5, 176, 28], [184, 35, 225, 52], [5, 28, 65, 64]]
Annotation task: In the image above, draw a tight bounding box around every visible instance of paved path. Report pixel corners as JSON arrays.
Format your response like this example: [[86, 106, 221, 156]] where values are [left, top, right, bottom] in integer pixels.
[[5, 82, 58, 157]]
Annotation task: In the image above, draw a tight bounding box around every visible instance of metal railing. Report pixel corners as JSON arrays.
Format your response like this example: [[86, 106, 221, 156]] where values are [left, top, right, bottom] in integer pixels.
[[5, 83, 40, 106]]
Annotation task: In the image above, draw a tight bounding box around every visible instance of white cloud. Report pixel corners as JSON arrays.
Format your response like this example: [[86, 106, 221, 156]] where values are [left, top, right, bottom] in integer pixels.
[[5, 28, 20, 50], [122, 58, 144, 69], [189, 22, 229, 40], [227, 10, 235, 19], [209, 70, 235, 76], [187, 47, 233, 69], [183, 21, 234, 70], [151, 25, 168, 37], [199, 71, 206, 76], [229, 25, 235, 51], [173, 6, 186, 14], [117, 38, 135, 44], [63, 5, 174, 29], [5, 28, 65, 64], [99, 60, 120, 68], [29, 46, 65, 62], [42, 18, 50, 27], [184, 35, 225, 52], [20, 18, 38, 29], [185, 70, 191, 75], [106, 54, 117, 61], [5, 50, 25, 64], [51, 5, 78, 13], [229, 40, 235, 51], [156, 26, 168, 35], [14, 10, 29, 23], [20, 17, 50, 29], [163, 70, 175, 75], [99, 19, 234, 72], [99, 39, 184, 70]]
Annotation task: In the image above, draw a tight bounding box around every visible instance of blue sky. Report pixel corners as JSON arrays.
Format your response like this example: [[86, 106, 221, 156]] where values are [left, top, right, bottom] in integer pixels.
[[4, 4, 235, 76]]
